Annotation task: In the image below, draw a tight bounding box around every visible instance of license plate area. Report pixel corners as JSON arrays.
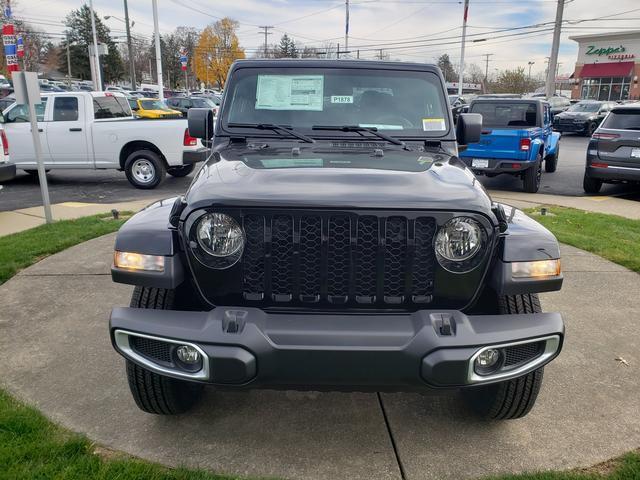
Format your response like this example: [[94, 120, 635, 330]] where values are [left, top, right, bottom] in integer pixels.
[[631, 148, 640, 159], [472, 159, 489, 168]]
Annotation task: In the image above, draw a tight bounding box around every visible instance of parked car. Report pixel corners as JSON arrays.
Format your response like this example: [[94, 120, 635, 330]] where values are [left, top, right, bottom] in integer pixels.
[[552, 100, 616, 136], [0, 94, 15, 111], [109, 59, 564, 420], [0, 115, 14, 183], [166, 96, 219, 117], [583, 103, 640, 193], [448, 94, 470, 123], [546, 96, 571, 116], [131, 98, 182, 119], [460, 98, 560, 192], [2, 91, 207, 188]]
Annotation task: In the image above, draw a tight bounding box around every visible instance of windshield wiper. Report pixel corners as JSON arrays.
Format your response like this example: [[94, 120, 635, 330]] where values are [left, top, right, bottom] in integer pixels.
[[227, 122, 315, 143], [312, 125, 407, 148]]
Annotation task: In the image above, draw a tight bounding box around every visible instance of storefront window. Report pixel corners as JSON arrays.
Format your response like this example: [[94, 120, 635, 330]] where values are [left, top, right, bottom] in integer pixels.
[[580, 76, 631, 101]]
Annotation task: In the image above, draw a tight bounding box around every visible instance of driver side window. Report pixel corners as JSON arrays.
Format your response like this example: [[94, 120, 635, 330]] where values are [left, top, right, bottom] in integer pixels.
[[6, 98, 48, 123]]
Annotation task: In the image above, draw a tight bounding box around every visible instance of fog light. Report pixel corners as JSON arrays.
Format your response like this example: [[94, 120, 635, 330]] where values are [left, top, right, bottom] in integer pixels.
[[176, 345, 201, 364], [476, 348, 500, 368]]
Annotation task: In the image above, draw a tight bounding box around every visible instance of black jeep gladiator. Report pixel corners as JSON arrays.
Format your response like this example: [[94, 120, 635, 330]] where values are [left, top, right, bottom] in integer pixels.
[[110, 59, 564, 420]]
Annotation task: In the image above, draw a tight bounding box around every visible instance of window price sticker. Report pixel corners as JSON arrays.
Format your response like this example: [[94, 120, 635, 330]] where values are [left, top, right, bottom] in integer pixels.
[[422, 118, 446, 131]]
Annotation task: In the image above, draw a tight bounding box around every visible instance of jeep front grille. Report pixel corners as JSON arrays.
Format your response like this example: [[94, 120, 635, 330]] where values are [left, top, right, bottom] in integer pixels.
[[240, 211, 436, 308]]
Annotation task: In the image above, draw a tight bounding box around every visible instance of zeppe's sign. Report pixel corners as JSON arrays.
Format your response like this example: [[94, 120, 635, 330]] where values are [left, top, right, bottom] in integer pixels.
[[586, 45, 625, 56]]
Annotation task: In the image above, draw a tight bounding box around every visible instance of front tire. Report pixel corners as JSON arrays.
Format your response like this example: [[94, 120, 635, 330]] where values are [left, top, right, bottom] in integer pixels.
[[125, 286, 204, 415], [522, 157, 542, 193], [585, 122, 596, 137], [167, 164, 195, 177], [545, 145, 558, 173], [124, 150, 166, 189], [462, 293, 545, 420]]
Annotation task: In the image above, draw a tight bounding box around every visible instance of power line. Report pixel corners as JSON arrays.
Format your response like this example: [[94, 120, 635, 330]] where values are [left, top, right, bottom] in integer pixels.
[[258, 26, 273, 56]]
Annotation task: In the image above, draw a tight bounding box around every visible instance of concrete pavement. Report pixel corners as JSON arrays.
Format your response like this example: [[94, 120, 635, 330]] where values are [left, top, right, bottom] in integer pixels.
[[0, 234, 638, 480]]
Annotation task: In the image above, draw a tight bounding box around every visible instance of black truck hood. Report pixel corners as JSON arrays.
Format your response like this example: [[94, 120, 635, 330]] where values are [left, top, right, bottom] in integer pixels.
[[555, 111, 593, 120], [184, 148, 494, 215]]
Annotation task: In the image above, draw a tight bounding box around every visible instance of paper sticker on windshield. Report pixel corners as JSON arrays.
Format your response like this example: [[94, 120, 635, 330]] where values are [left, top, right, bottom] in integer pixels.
[[256, 75, 324, 111], [331, 95, 353, 104], [422, 118, 446, 131]]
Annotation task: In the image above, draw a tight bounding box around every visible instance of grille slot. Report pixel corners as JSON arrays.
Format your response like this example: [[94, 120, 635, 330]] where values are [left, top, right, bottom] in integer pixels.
[[240, 211, 438, 308], [504, 341, 544, 367], [131, 336, 172, 363]]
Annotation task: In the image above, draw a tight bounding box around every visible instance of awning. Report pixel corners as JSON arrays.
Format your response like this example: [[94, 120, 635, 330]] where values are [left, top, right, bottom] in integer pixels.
[[579, 62, 634, 78]]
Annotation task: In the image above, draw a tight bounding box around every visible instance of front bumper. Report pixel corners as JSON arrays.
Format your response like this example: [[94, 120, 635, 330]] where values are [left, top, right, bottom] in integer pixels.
[[0, 162, 16, 183], [459, 157, 533, 174], [110, 306, 564, 391], [553, 122, 587, 133], [182, 148, 211, 165]]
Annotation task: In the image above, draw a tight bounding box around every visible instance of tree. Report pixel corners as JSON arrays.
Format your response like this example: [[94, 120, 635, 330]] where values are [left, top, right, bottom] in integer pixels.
[[276, 34, 298, 58], [21, 27, 54, 72], [58, 5, 124, 83], [493, 67, 529, 94], [437, 54, 457, 83], [194, 18, 244, 89]]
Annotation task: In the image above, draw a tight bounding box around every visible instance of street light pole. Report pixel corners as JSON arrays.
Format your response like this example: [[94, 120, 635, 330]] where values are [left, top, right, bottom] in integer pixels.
[[123, 0, 136, 89], [65, 31, 72, 88], [152, 0, 164, 99], [88, 0, 102, 91], [345, 0, 349, 55], [528, 61, 535, 80], [457, 0, 470, 97]]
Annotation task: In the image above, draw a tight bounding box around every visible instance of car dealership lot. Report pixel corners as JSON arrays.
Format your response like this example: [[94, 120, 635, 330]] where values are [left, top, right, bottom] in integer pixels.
[[2, 134, 639, 211]]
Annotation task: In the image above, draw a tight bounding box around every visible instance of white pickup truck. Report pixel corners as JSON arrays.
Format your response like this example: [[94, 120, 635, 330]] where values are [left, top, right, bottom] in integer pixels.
[[1, 91, 208, 188]]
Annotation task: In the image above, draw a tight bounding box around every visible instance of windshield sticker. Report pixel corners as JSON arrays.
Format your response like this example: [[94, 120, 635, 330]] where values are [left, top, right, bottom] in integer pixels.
[[422, 118, 446, 131], [256, 75, 324, 111], [259, 158, 323, 168], [331, 95, 353, 104], [359, 123, 404, 130]]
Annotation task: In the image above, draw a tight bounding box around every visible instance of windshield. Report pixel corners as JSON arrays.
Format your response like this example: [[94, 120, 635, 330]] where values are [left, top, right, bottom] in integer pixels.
[[223, 67, 449, 136], [140, 100, 169, 110], [470, 102, 537, 128], [192, 97, 216, 108], [568, 102, 600, 113]]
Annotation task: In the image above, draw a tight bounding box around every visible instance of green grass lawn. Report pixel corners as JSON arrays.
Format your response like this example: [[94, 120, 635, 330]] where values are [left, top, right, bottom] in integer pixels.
[[525, 206, 640, 273], [0, 211, 639, 479], [0, 212, 131, 285]]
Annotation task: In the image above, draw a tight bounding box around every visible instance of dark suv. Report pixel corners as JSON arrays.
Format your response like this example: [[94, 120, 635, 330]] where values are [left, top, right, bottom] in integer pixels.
[[583, 103, 640, 193], [553, 100, 616, 136], [166, 96, 218, 117], [109, 60, 564, 420]]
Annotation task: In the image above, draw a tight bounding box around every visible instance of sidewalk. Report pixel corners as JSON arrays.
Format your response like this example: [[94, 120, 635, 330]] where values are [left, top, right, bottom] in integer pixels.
[[0, 191, 639, 237]]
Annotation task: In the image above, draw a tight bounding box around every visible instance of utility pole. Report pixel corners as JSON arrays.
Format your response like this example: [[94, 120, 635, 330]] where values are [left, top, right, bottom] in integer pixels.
[[345, 0, 349, 54], [65, 32, 72, 88], [482, 53, 493, 93], [88, 0, 102, 90], [545, 0, 564, 98], [457, 0, 470, 97], [152, 0, 164, 99], [258, 26, 273, 57], [337, 43, 340, 59], [379, 49, 383, 60], [123, 0, 136, 89]]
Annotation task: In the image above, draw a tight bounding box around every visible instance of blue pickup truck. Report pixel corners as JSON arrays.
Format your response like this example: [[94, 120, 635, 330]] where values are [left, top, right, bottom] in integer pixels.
[[459, 98, 560, 193]]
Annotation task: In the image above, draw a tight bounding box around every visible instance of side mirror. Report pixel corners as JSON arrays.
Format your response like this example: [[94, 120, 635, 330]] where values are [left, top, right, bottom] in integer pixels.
[[456, 113, 482, 145], [188, 107, 214, 141]]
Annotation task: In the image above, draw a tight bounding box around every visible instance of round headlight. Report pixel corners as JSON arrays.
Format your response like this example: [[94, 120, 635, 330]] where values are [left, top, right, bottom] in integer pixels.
[[196, 213, 244, 257], [435, 217, 482, 261]]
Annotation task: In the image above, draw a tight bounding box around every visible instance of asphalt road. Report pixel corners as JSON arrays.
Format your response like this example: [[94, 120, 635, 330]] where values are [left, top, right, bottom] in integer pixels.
[[1, 134, 638, 212]]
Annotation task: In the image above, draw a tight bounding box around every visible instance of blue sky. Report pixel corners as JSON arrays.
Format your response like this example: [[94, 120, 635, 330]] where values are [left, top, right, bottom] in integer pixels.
[[15, 0, 640, 78]]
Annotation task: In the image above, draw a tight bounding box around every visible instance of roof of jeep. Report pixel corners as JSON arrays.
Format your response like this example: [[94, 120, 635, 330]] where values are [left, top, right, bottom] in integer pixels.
[[229, 58, 441, 72]]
